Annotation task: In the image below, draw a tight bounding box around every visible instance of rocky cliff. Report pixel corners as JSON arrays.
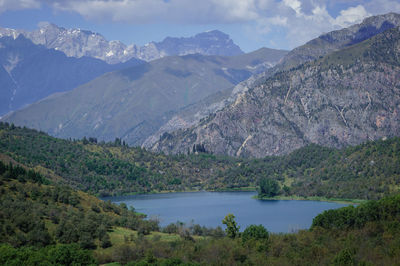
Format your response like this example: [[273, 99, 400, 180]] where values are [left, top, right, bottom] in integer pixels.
[[145, 13, 400, 150], [142, 48, 288, 147], [151, 26, 400, 157]]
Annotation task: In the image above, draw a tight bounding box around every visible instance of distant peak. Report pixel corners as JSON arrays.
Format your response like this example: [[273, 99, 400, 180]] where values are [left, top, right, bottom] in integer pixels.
[[203, 29, 225, 34], [37, 21, 60, 30], [195, 30, 230, 39]]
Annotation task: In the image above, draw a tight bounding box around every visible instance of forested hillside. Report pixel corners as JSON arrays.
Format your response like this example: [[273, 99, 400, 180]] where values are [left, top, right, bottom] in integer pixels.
[[0, 122, 399, 200], [2, 167, 399, 266], [92, 195, 400, 265], [0, 161, 160, 265]]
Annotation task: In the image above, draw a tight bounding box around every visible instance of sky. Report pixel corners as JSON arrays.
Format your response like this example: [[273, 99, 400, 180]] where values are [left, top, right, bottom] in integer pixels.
[[0, 0, 400, 52]]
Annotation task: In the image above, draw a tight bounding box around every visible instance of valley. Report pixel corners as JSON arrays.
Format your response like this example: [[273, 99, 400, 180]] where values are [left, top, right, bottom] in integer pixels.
[[1, 122, 399, 200], [0, 9, 400, 266], [1, 48, 287, 146], [1, 126, 400, 265]]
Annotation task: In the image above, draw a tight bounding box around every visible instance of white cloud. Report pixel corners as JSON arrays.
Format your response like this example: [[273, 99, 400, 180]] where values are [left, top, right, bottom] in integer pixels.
[[269, 16, 288, 26], [1, 0, 400, 49], [271, 1, 372, 48], [335, 5, 370, 27], [48, 0, 273, 24], [364, 0, 400, 14], [283, 0, 302, 15], [0, 0, 40, 13], [282, 4, 335, 47], [212, 0, 259, 21]]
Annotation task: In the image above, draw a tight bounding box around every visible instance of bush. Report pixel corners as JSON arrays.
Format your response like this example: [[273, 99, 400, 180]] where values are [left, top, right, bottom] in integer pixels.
[[242, 224, 269, 242]]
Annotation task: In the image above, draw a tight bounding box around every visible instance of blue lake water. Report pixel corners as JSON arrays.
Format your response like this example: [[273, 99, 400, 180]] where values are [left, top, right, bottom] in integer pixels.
[[102, 191, 348, 233]]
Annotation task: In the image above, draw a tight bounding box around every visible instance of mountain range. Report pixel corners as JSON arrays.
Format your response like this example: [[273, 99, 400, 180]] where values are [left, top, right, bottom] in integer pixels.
[[1, 47, 288, 145], [2, 13, 400, 158], [0, 23, 244, 64], [0, 24, 255, 116], [142, 13, 400, 150], [0, 35, 143, 116], [150, 13, 400, 157]]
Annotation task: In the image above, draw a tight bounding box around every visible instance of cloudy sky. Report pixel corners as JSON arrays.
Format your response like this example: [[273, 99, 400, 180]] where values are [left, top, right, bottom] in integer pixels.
[[0, 0, 399, 52]]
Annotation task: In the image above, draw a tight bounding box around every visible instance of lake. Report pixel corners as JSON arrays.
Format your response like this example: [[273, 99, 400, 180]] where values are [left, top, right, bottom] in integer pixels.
[[102, 191, 348, 233]]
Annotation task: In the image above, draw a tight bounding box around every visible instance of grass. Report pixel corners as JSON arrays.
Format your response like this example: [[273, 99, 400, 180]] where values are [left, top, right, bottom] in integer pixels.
[[282, 175, 295, 187], [107, 227, 137, 245], [96, 226, 202, 264], [107, 227, 204, 244], [102, 226, 204, 249]]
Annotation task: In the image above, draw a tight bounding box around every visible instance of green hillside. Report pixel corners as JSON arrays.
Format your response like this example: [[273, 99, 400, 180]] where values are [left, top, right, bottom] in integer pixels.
[[0, 161, 162, 265], [94, 195, 400, 265], [3, 171, 399, 266], [0, 122, 399, 201], [0, 124, 399, 265], [0, 122, 244, 195]]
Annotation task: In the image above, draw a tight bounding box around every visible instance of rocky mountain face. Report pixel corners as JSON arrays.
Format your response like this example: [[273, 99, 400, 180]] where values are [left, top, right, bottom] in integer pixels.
[[144, 13, 400, 149], [141, 48, 283, 148], [1, 48, 287, 145], [0, 23, 243, 64], [151, 26, 400, 157], [0, 35, 143, 116]]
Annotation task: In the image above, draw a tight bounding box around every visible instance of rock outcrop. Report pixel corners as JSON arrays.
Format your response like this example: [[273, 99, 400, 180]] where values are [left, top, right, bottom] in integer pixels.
[[151, 26, 400, 157]]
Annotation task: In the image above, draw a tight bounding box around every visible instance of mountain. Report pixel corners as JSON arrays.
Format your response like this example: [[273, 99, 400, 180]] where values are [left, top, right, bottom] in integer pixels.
[[150, 24, 400, 157], [144, 13, 400, 149], [147, 30, 243, 59], [0, 23, 244, 64], [0, 35, 143, 116], [1, 48, 288, 145], [142, 47, 288, 147], [260, 12, 400, 80]]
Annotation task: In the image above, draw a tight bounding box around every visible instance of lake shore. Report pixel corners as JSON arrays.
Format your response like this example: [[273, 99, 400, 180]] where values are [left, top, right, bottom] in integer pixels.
[[99, 187, 258, 197], [101, 188, 366, 205], [254, 195, 366, 205]]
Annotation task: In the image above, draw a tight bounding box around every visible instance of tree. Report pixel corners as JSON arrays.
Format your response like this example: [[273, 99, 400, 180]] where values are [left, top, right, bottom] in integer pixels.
[[48, 244, 96, 265], [100, 233, 112, 248], [242, 224, 269, 242], [79, 232, 95, 249], [258, 177, 280, 198], [333, 249, 355, 266], [82, 137, 89, 145], [222, 213, 240, 238]]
